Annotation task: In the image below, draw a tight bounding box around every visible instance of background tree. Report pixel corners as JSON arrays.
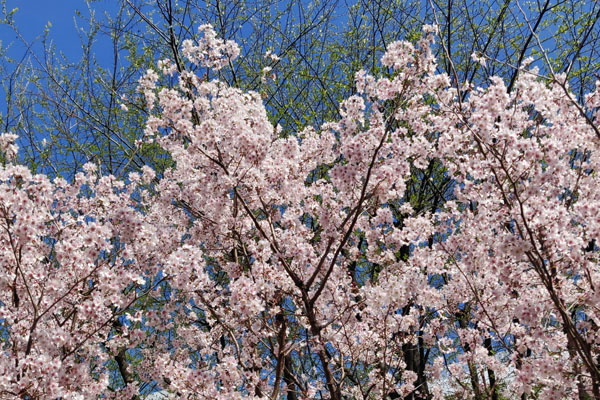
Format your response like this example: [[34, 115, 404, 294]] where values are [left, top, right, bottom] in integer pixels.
[[2, 0, 600, 178]]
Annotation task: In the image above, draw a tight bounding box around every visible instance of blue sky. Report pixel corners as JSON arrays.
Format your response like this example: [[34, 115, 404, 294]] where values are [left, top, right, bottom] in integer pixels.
[[4, 0, 83, 43], [0, 0, 119, 75], [0, 0, 121, 142], [2, 0, 114, 61]]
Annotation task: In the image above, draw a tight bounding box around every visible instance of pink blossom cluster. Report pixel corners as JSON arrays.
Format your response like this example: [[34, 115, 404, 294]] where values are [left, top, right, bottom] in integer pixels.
[[181, 25, 240, 71], [0, 163, 159, 398]]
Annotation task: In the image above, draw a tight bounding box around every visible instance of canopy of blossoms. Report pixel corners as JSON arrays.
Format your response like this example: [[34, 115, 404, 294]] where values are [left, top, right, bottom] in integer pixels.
[[0, 24, 599, 400]]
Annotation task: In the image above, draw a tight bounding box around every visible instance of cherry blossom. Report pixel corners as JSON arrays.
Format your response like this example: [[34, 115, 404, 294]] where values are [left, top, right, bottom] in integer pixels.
[[1, 23, 600, 399]]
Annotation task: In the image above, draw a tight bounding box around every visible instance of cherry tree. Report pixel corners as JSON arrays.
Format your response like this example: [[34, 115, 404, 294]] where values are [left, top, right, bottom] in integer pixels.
[[0, 147, 165, 398], [1, 24, 599, 400]]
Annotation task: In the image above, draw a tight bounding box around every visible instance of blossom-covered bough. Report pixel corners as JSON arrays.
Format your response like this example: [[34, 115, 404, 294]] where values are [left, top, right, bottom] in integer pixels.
[[0, 24, 599, 399]]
